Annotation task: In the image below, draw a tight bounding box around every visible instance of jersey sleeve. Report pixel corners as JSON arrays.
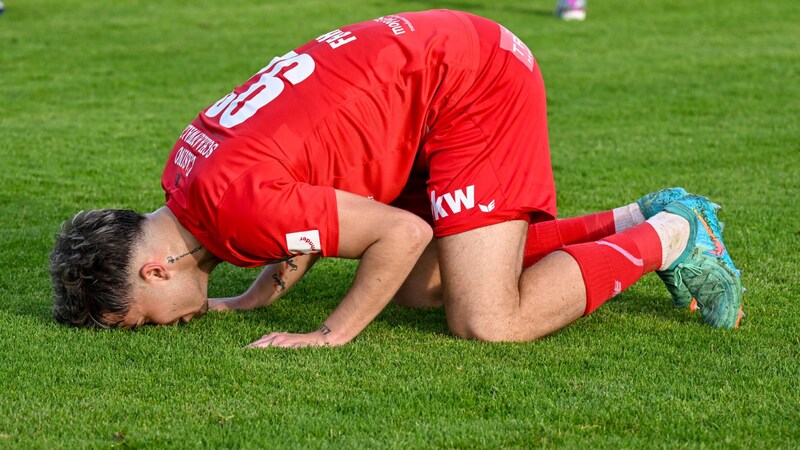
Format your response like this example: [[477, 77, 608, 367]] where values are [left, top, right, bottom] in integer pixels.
[[214, 175, 340, 267]]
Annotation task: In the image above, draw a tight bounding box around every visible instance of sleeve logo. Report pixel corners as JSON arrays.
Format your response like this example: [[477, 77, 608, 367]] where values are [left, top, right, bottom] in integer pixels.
[[499, 25, 534, 72], [285, 230, 322, 254]]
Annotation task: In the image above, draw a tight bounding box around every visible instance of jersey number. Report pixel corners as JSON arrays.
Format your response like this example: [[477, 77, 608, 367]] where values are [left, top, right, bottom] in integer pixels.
[[205, 51, 315, 128]]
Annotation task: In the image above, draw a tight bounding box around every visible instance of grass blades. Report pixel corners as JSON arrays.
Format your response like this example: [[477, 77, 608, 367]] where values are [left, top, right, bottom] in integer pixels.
[[1, 0, 798, 447]]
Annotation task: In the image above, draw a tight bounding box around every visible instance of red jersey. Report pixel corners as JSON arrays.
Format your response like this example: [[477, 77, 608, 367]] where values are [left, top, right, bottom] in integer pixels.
[[162, 10, 556, 267]]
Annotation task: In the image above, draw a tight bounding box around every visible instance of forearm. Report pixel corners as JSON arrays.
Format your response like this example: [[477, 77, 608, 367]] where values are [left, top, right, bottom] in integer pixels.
[[244, 190, 433, 349], [321, 218, 431, 345], [240, 254, 320, 309]]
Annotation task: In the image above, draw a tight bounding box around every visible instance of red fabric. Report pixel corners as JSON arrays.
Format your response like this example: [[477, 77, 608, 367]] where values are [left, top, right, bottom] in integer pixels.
[[422, 12, 556, 237], [161, 10, 555, 266], [523, 211, 616, 268], [559, 223, 662, 316]]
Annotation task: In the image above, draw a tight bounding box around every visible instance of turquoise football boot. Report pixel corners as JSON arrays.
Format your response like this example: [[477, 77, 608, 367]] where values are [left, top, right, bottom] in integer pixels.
[[663, 195, 744, 328], [636, 188, 695, 308], [637, 187, 688, 219]]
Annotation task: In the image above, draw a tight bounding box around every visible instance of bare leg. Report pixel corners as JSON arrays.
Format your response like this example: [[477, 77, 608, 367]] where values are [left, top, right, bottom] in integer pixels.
[[393, 241, 443, 308], [438, 220, 585, 341], [395, 206, 630, 310], [394, 207, 627, 309], [394, 204, 656, 323]]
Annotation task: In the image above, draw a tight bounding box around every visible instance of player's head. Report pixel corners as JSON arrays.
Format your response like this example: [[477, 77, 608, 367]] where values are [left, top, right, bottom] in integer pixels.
[[50, 209, 209, 328], [50, 209, 147, 328]]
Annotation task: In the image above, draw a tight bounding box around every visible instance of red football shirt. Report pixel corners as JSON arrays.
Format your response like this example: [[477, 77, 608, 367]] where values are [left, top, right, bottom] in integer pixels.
[[162, 10, 480, 266]]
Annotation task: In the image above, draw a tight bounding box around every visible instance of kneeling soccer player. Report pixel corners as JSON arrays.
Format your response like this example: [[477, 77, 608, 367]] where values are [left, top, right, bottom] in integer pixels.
[[49, 9, 744, 347]]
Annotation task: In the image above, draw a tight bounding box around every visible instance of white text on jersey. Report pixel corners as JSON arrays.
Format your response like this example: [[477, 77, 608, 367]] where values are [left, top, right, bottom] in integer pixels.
[[316, 29, 357, 49], [179, 124, 218, 158], [174, 147, 196, 176], [373, 15, 415, 36]]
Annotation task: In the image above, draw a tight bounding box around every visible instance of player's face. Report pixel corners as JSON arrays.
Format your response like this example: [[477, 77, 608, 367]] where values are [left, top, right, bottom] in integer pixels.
[[119, 282, 209, 329]]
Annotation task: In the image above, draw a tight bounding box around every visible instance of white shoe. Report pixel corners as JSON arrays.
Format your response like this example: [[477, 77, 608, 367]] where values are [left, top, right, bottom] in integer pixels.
[[554, 0, 586, 21]]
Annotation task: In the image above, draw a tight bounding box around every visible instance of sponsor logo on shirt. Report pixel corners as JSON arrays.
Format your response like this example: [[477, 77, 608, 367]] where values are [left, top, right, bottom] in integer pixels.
[[374, 15, 415, 36], [179, 124, 219, 158], [173, 124, 220, 178], [286, 230, 322, 254], [173, 146, 196, 176]]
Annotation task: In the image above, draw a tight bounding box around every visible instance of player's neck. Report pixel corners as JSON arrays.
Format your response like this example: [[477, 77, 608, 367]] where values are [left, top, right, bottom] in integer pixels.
[[146, 207, 220, 273]]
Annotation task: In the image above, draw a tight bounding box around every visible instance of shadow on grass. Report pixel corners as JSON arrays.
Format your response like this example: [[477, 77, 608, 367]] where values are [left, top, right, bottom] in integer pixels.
[[371, 289, 701, 339], [602, 290, 703, 328], [376, 303, 450, 335], [229, 289, 702, 340], [216, 298, 452, 338], [2, 281, 702, 343], [0, 294, 55, 326]]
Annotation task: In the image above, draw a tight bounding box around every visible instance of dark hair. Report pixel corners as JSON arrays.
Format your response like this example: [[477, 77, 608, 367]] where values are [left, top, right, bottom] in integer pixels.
[[49, 209, 147, 328]]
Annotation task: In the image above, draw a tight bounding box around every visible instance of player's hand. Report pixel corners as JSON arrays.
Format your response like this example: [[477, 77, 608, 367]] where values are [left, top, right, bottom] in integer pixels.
[[209, 292, 263, 311], [208, 296, 244, 311], [245, 330, 329, 348]]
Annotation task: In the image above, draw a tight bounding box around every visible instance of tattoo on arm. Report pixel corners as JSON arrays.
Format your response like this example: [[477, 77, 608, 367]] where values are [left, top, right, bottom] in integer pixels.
[[317, 323, 332, 345], [286, 258, 298, 272], [167, 245, 203, 264], [272, 274, 287, 292]]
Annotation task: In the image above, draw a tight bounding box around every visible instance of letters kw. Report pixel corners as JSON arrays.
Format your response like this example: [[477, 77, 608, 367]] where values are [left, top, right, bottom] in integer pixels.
[[431, 185, 475, 221]]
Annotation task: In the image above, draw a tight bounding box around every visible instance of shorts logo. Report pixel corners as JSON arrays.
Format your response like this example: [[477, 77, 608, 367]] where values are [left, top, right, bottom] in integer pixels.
[[431, 185, 478, 221], [478, 200, 495, 213], [286, 230, 321, 254]]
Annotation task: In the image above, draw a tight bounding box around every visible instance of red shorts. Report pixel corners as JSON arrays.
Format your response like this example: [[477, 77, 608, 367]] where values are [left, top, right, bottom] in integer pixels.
[[391, 12, 556, 237]]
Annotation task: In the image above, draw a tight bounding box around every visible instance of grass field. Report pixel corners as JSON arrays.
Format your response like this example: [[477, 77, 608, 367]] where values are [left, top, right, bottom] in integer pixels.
[[1, 0, 799, 447]]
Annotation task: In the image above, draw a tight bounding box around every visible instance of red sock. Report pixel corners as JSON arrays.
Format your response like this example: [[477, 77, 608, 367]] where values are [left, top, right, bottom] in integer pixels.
[[559, 223, 662, 316], [524, 211, 616, 268]]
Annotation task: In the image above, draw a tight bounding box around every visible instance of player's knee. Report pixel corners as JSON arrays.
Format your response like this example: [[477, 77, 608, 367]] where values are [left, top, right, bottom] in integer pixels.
[[450, 325, 508, 342], [401, 214, 434, 250], [447, 317, 515, 342], [447, 312, 551, 342], [386, 211, 433, 258]]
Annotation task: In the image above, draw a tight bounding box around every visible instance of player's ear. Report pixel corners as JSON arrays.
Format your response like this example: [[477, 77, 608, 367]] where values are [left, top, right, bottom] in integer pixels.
[[139, 262, 171, 283]]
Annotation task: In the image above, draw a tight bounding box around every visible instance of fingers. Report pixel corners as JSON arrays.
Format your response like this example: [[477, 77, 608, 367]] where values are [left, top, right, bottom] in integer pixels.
[[245, 333, 279, 348], [245, 332, 320, 349], [208, 298, 234, 311]]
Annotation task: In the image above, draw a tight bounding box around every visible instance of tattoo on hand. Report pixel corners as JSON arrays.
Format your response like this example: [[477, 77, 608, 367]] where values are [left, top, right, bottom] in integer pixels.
[[272, 274, 287, 292], [286, 259, 298, 272], [319, 324, 332, 336], [167, 245, 203, 264]]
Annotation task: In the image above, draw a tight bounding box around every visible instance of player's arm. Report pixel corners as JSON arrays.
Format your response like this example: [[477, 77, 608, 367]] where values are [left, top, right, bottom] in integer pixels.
[[209, 253, 320, 311], [247, 189, 433, 348]]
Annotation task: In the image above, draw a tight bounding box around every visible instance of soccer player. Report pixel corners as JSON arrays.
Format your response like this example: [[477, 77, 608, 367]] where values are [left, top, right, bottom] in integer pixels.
[[49, 10, 743, 347], [554, 0, 587, 21]]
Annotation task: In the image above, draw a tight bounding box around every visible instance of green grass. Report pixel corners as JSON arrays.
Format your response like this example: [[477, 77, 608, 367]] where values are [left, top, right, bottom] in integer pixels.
[[1, 0, 799, 447]]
